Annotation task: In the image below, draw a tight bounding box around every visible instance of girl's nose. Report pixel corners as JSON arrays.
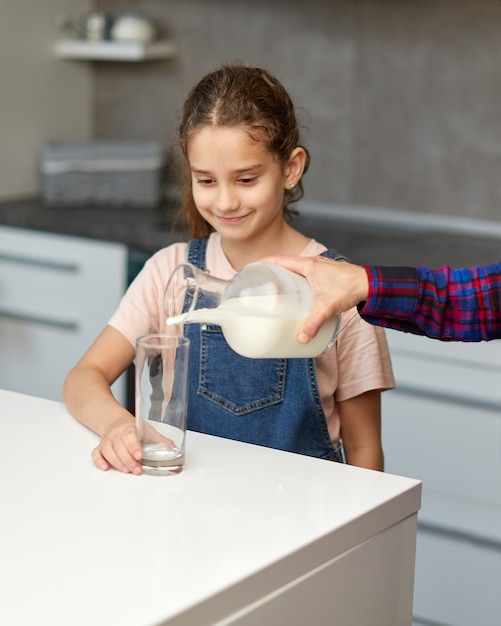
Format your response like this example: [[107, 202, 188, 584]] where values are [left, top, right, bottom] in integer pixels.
[[215, 185, 239, 213]]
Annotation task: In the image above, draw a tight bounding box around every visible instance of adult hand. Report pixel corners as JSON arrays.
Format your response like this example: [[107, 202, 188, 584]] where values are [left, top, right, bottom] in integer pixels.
[[262, 254, 369, 342], [92, 415, 144, 474]]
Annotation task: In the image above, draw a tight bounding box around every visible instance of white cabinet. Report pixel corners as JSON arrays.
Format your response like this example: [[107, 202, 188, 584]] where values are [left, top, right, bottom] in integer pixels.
[[0, 226, 127, 402], [382, 330, 501, 626]]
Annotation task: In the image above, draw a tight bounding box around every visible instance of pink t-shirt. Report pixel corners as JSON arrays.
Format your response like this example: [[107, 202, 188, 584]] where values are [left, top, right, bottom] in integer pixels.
[[108, 233, 395, 442]]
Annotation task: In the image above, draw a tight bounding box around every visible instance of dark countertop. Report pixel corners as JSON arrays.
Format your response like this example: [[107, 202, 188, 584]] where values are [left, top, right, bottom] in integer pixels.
[[1, 197, 500, 269], [0, 197, 184, 253], [295, 214, 501, 269]]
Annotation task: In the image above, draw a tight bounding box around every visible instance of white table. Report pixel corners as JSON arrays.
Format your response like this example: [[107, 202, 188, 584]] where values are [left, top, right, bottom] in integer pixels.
[[0, 389, 421, 626]]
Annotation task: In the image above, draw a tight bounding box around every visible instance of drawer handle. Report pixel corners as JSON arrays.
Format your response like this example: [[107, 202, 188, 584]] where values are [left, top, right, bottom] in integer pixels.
[[419, 520, 501, 550], [0, 252, 79, 272], [0, 308, 79, 330], [394, 382, 501, 413]]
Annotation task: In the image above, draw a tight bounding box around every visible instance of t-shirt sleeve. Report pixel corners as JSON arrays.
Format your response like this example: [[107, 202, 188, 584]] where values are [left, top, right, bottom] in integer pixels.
[[108, 243, 188, 347], [332, 307, 395, 402]]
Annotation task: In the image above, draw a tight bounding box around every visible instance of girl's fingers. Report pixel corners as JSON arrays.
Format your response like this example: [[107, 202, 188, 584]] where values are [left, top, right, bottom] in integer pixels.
[[94, 436, 143, 475], [92, 446, 110, 472], [122, 425, 144, 461]]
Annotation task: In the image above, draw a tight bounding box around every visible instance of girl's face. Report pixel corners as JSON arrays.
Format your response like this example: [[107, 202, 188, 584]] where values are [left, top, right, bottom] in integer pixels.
[[187, 125, 297, 246]]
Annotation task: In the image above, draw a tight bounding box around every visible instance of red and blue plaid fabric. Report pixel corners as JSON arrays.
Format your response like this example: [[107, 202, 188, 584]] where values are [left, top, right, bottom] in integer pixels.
[[359, 263, 501, 341]]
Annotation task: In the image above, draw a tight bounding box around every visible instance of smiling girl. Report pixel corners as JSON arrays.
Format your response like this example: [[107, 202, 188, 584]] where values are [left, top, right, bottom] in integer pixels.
[[63, 64, 394, 474]]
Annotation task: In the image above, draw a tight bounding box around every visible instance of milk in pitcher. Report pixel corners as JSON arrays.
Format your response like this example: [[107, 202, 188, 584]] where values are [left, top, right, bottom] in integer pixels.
[[168, 293, 339, 358]]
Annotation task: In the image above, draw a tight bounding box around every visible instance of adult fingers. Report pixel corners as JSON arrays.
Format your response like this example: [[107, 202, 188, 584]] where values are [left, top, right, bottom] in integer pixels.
[[297, 310, 327, 343], [260, 254, 313, 278]]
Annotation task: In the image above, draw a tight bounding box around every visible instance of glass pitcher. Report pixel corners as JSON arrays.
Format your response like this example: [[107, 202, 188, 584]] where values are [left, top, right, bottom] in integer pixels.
[[164, 261, 340, 359]]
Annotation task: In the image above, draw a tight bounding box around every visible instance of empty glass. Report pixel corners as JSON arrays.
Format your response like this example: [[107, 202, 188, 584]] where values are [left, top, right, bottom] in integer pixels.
[[135, 334, 190, 476]]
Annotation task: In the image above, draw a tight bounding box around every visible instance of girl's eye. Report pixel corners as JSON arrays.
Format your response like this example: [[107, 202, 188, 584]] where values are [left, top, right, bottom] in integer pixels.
[[240, 177, 257, 184], [197, 178, 213, 185]]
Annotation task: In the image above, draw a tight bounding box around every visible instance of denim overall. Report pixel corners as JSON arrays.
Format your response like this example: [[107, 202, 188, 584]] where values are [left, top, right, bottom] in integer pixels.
[[183, 239, 347, 461]]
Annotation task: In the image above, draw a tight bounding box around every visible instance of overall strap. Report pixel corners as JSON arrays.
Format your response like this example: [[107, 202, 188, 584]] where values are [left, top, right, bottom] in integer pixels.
[[188, 239, 346, 267], [320, 247, 349, 263], [187, 239, 209, 270]]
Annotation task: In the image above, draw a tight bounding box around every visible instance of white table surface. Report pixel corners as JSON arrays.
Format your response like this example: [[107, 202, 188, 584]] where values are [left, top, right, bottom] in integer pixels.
[[0, 389, 421, 626]]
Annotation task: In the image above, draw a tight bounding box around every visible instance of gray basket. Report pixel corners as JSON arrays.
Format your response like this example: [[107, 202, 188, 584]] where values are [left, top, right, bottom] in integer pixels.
[[40, 141, 166, 208]]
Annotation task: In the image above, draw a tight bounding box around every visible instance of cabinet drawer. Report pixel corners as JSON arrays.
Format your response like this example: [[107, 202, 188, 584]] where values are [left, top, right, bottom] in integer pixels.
[[386, 328, 501, 369], [0, 257, 80, 329], [383, 327, 501, 539], [413, 528, 501, 626], [0, 226, 127, 401], [386, 330, 501, 407], [0, 227, 125, 330], [383, 391, 501, 540]]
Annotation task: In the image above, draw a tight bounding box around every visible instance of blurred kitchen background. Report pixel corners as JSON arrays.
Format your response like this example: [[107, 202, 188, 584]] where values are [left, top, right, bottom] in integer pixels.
[[2, 0, 501, 220], [1, 2, 500, 626]]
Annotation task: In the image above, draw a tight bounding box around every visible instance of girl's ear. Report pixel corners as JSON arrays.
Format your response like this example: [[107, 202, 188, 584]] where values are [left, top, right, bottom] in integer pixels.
[[284, 147, 307, 189]]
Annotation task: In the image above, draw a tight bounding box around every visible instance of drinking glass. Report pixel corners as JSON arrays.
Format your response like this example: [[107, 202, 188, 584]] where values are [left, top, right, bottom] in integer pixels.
[[135, 334, 190, 476]]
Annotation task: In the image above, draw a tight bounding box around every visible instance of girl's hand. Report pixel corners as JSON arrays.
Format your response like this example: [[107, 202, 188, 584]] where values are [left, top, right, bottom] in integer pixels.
[[92, 416, 144, 475]]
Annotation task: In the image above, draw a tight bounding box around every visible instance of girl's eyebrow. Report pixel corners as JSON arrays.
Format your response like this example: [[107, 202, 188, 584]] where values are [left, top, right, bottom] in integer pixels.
[[234, 164, 263, 173], [191, 164, 264, 175]]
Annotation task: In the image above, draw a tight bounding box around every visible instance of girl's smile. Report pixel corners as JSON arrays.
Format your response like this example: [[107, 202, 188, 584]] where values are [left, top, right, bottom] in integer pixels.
[[217, 214, 250, 225]]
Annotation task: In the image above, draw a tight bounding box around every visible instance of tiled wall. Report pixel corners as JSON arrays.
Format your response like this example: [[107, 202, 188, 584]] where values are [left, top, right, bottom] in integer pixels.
[[96, 0, 501, 221]]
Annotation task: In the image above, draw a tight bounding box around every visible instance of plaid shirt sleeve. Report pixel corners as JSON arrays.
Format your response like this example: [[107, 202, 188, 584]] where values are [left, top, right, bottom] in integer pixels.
[[358, 263, 501, 341]]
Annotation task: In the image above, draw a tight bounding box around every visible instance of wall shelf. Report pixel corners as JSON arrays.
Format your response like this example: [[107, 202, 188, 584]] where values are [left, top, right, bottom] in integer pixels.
[[54, 39, 176, 62]]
